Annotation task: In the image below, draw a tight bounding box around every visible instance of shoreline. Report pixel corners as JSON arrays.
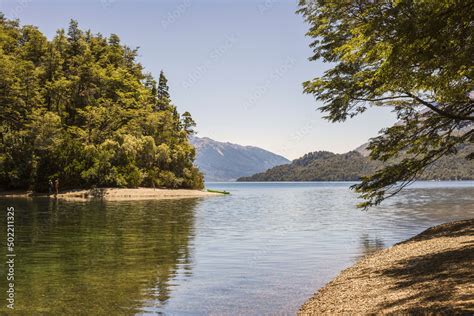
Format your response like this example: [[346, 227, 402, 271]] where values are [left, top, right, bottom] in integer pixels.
[[299, 219, 474, 315], [0, 187, 221, 201]]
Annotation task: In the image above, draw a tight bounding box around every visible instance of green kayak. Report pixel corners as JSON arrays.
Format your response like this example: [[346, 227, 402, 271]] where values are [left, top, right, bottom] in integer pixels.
[[207, 189, 230, 195]]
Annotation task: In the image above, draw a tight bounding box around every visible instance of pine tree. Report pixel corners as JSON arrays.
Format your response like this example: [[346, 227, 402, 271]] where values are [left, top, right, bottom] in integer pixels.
[[0, 16, 204, 191], [156, 70, 170, 111], [181, 112, 196, 135], [157, 70, 170, 100], [67, 19, 83, 56]]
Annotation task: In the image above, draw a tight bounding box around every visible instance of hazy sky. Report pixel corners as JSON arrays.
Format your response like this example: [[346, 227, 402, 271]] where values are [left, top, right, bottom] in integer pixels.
[[1, 0, 396, 159]]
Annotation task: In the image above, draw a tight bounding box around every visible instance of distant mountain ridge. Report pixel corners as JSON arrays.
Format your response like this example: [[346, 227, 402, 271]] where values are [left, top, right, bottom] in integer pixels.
[[190, 136, 290, 181], [238, 144, 474, 182]]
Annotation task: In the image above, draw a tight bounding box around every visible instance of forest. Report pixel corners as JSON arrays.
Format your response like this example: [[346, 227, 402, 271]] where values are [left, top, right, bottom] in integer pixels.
[[0, 15, 203, 191], [238, 144, 474, 182]]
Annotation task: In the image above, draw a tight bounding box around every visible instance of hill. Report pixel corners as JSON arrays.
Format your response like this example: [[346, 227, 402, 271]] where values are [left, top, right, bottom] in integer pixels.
[[238, 145, 474, 182], [190, 136, 290, 181]]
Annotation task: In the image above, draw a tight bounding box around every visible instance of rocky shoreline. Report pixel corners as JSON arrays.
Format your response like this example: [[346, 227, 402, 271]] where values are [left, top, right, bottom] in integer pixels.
[[299, 219, 474, 315]]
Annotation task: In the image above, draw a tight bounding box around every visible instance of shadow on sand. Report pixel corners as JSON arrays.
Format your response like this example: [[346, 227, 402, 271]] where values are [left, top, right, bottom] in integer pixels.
[[377, 220, 473, 314]]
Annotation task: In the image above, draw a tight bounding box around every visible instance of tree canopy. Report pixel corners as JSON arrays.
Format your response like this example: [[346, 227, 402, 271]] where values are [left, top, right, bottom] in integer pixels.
[[0, 15, 203, 191], [237, 145, 474, 182], [298, 1, 474, 207]]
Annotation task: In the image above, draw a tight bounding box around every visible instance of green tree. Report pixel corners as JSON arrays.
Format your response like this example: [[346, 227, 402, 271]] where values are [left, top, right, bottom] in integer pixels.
[[0, 16, 203, 191], [298, 1, 474, 207], [156, 70, 170, 111], [181, 111, 196, 135]]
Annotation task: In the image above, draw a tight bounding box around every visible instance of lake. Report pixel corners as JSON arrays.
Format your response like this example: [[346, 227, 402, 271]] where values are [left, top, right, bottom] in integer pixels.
[[1, 181, 473, 315]]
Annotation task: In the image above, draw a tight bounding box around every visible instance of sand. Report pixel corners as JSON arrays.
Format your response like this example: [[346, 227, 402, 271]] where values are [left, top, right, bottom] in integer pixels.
[[0, 187, 221, 201], [299, 219, 474, 315]]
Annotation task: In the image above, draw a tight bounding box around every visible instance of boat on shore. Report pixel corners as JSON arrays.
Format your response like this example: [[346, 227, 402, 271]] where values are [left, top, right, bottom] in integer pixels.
[[207, 189, 230, 195]]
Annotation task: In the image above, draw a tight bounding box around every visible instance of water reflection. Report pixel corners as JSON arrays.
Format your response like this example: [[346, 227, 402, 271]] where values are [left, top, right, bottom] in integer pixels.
[[1, 182, 473, 315], [0, 198, 199, 315], [359, 234, 385, 257]]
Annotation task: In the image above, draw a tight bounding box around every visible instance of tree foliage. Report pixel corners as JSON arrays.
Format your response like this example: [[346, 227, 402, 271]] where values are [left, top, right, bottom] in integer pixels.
[[298, 1, 474, 207], [237, 145, 474, 182], [0, 15, 203, 191]]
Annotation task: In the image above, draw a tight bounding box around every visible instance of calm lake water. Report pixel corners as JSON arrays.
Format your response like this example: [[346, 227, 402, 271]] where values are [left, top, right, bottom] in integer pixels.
[[1, 181, 473, 315]]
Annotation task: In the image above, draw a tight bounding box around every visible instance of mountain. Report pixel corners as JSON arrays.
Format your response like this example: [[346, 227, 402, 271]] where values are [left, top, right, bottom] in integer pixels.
[[238, 144, 474, 182], [354, 143, 371, 157], [190, 136, 290, 181], [238, 150, 377, 181]]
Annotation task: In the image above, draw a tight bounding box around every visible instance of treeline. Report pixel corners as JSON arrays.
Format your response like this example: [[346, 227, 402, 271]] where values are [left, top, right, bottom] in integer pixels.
[[238, 145, 474, 182], [0, 15, 203, 191]]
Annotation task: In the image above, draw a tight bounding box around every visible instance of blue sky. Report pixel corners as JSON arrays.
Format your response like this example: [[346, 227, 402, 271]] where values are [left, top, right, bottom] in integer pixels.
[[1, 0, 396, 159]]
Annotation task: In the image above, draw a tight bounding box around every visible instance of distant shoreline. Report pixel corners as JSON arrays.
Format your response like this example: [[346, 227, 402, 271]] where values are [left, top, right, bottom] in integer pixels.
[[0, 187, 221, 201], [235, 179, 474, 183], [299, 219, 474, 315]]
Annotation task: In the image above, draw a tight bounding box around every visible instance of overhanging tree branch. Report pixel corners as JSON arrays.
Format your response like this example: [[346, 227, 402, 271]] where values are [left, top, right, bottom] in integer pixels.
[[406, 92, 474, 122]]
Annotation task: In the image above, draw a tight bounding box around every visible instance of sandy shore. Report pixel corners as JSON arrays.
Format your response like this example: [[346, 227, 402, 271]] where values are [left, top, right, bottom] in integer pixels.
[[299, 219, 474, 315], [0, 187, 221, 201]]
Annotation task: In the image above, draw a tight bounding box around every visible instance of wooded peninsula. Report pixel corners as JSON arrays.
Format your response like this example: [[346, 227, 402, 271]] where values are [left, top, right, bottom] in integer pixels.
[[0, 16, 203, 192]]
